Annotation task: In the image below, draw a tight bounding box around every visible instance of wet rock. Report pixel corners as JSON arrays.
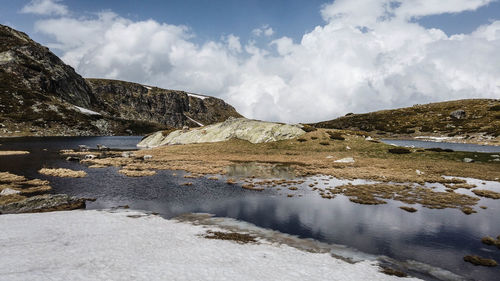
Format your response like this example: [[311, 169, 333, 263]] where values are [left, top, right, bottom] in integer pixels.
[[0, 194, 86, 214], [450, 110, 466, 120]]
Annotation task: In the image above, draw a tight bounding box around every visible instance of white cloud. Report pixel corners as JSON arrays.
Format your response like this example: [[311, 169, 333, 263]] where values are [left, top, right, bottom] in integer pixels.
[[21, 0, 68, 16], [252, 25, 274, 37], [33, 0, 500, 123]]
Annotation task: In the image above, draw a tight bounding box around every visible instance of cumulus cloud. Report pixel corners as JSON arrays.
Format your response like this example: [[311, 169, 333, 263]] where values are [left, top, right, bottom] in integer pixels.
[[34, 0, 500, 123], [21, 0, 68, 16], [252, 25, 274, 37]]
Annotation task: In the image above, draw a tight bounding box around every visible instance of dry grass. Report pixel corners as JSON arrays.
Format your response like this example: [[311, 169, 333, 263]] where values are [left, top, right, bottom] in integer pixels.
[[330, 183, 479, 210], [463, 255, 498, 267], [0, 172, 27, 183], [203, 230, 257, 244], [0, 194, 26, 205], [0, 151, 29, 156], [38, 168, 87, 178], [471, 189, 500, 199], [78, 129, 500, 188], [118, 169, 156, 177]]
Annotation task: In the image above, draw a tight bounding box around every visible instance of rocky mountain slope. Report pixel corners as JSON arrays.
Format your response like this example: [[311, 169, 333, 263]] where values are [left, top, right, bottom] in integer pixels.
[[312, 99, 500, 144], [0, 24, 241, 137]]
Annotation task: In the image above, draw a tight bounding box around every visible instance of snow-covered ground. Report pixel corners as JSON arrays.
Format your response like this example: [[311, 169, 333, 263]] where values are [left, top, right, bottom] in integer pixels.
[[74, 106, 101, 116], [0, 210, 420, 281]]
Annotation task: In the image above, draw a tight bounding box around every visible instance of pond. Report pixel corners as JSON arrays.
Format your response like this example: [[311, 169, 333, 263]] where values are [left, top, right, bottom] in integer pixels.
[[381, 139, 500, 153], [1, 137, 499, 281]]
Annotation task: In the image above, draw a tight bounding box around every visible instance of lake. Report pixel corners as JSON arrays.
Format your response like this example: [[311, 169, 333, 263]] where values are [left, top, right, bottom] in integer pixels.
[[1, 137, 499, 281], [381, 139, 500, 153]]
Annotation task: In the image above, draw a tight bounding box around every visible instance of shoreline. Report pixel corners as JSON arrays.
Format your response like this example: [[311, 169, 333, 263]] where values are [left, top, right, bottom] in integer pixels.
[[0, 209, 427, 281]]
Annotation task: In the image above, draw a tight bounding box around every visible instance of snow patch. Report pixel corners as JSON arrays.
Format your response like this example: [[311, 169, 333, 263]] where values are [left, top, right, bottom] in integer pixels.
[[0, 210, 421, 281], [143, 85, 152, 90], [74, 106, 101, 116], [185, 115, 204, 127], [0, 188, 20, 196], [187, 93, 208, 100]]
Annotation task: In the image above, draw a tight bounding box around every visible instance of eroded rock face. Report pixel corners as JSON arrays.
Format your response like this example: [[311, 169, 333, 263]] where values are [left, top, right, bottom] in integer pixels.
[[87, 79, 242, 128], [0, 194, 86, 214], [138, 117, 306, 148], [0, 24, 96, 108], [0, 24, 243, 136]]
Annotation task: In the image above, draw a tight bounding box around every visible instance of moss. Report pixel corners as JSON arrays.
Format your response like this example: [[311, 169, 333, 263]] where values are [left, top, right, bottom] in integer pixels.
[[288, 186, 298, 190], [463, 255, 497, 267]]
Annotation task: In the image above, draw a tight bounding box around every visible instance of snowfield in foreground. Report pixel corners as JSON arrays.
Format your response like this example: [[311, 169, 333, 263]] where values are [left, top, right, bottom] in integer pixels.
[[0, 210, 420, 281]]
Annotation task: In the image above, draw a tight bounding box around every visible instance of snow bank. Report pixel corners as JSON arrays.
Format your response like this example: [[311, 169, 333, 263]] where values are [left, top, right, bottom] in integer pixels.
[[74, 106, 101, 116], [0, 210, 420, 281]]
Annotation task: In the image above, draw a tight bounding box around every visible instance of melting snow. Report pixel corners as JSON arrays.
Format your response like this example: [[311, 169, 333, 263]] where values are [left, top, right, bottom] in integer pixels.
[[0, 210, 421, 281], [74, 106, 101, 116]]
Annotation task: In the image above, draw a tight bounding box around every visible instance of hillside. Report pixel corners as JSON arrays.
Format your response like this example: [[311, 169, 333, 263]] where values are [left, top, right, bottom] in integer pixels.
[[312, 99, 500, 143], [0, 24, 241, 137]]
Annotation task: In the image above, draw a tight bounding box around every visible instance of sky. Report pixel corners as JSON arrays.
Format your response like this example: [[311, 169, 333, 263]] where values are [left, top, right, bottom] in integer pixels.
[[1, 0, 500, 123]]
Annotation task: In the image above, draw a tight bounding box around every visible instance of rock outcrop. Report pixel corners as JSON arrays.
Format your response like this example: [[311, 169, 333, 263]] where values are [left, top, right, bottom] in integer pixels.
[[0, 24, 242, 137], [87, 79, 241, 128], [138, 117, 306, 148], [0, 194, 86, 214]]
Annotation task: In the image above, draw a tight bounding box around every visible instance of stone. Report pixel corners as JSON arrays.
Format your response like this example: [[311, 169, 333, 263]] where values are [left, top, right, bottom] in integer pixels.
[[138, 118, 306, 148], [450, 110, 466, 120], [0, 194, 86, 214], [463, 158, 474, 163], [0, 188, 20, 196], [334, 157, 355, 163]]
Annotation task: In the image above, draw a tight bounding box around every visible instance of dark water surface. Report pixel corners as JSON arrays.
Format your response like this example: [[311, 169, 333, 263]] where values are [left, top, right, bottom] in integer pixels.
[[1, 137, 500, 281], [382, 139, 500, 153]]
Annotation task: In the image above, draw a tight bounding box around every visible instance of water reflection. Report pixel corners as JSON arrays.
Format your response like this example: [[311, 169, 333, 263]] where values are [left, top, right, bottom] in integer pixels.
[[1, 137, 499, 280], [381, 139, 500, 153]]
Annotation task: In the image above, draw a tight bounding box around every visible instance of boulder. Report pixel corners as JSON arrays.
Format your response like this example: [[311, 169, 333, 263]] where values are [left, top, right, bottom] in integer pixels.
[[0, 194, 86, 214], [138, 117, 306, 148], [450, 110, 466, 120]]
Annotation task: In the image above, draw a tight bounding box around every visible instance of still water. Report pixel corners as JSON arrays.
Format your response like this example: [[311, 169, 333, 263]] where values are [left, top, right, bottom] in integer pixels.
[[381, 139, 500, 153], [1, 137, 499, 281]]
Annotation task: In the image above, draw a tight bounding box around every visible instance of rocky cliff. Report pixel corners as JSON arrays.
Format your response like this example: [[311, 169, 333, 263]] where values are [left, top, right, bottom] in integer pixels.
[[87, 79, 241, 128], [0, 24, 242, 136]]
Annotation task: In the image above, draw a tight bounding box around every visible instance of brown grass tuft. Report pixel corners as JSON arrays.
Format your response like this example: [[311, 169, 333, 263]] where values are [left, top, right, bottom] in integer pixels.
[[38, 168, 87, 178]]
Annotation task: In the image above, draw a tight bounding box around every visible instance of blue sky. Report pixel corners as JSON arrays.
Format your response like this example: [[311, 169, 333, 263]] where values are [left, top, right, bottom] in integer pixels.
[[2, 0, 499, 46], [1, 0, 500, 123]]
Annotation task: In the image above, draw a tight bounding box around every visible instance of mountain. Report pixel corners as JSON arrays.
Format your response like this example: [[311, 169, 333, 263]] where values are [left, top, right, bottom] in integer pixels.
[[312, 99, 500, 140], [0, 24, 241, 137]]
